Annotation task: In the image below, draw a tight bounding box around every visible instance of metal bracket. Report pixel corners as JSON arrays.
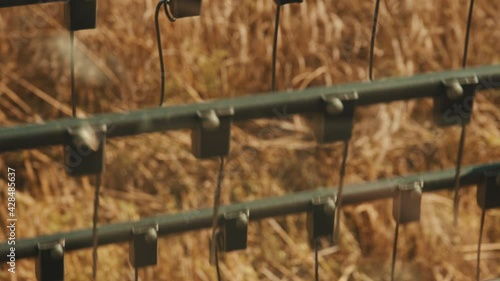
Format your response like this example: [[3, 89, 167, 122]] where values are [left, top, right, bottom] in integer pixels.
[[168, 0, 202, 18], [129, 224, 159, 268], [64, 124, 106, 176], [191, 108, 234, 159], [310, 91, 358, 143], [393, 182, 422, 224], [274, 0, 303, 5], [477, 170, 500, 210], [219, 210, 249, 253], [433, 76, 478, 127], [64, 0, 97, 31], [306, 196, 336, 248], [35, 240, 65, 281]]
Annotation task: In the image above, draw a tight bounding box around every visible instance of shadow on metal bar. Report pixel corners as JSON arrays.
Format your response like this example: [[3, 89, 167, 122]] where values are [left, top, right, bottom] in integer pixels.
[[1, 162, 498, 261]]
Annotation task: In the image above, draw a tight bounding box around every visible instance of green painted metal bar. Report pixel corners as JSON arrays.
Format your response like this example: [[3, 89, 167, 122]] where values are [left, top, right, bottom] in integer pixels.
[[1, 162, 497, 261], [1, 64, 499, 152], [0, 0, 63, 8]]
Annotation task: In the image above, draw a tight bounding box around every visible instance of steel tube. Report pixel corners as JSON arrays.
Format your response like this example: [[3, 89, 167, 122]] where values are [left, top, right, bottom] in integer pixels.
[[1, 65, 500, 152], [1, 162, 497, 261], [0, 0, 64, 8]]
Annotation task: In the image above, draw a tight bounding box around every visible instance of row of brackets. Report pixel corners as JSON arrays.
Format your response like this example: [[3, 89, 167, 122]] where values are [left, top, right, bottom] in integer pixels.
[[34, 172, 499, 280], [65, 76, 477, 176]]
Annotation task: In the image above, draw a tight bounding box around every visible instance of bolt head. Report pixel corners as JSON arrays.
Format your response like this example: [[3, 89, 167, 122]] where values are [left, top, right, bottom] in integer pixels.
[[72, 126, 100, 152], [201, 110, 220, 131], [323, 198, 336, 215], [50, 244, 64, 260], [236, 212, 248, 228], [326, 98, 344, 114], [145, 228, 157, 244], [447, 80, 464, 100]]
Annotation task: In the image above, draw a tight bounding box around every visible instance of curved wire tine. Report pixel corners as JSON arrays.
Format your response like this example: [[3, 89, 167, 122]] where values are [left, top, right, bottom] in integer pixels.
[[390, 221, 399, 281], [155, 0, 175, 108], [210, 157, 225, 266], [70, 30, 76, 118], [476, 209, 486, 281], [452, 0, 476, 226], [214, 230, 223, 281], [163, 0, 177, 22], [91, 174, 102, 280], [368, 0, 381, 81], [155, 0, 166, 107], [333, 141, 349, 243], [462, 0, 475, 69], [452, 124, 467, 226], [390, 183, 403, 281], [271, 4, 282, 92]]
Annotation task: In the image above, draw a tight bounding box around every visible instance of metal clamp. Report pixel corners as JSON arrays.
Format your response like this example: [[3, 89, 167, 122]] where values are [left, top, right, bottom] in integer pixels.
[[64, 124, 107, 176], [218, 210, 249, 253], [209, 209, 249, 267], [129, 224, 159, 268], [433, 76, 478, 127], [393, 182, 423, 224], [168, 0, 202, 18], [191, 108, 234, 159], [274, 0, 303, 4], [310, 91, 358, 143], [36, 240, 65, 281], [65, 0, 97, 31], [306, 196, 336, 248], [477, 170, 500, 210]]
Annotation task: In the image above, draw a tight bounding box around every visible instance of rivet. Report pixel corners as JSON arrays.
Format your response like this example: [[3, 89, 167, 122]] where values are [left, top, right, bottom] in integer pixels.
[[326, 97, 344, 115], [50, 244, 64, 260], [145, 228, 157, 244], [446, 80, 464, 100], [236, 212, 248, 229], [201, 110, 220, 131]]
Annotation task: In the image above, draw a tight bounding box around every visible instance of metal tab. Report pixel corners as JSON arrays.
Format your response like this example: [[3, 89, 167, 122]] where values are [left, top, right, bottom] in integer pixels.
[[129, 225, 159, 268], [64, 0, 97, 31], [64, 124, 106, 176], [477, 170, 500, 210], [274, 0, 303, 5], [169, 0, 202, 18], [191, 108, 233, 159], [311, 91, 358, 143], [434, 76, 478, 127], [393, 182, 422, 224], [306, 197, 336, 248], [219, 210, 249, 252], [35, 241, 65, 281]]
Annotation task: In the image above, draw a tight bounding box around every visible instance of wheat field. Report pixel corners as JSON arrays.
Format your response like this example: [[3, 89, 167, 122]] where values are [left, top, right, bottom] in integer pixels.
[[0, 0, 499, 280]]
